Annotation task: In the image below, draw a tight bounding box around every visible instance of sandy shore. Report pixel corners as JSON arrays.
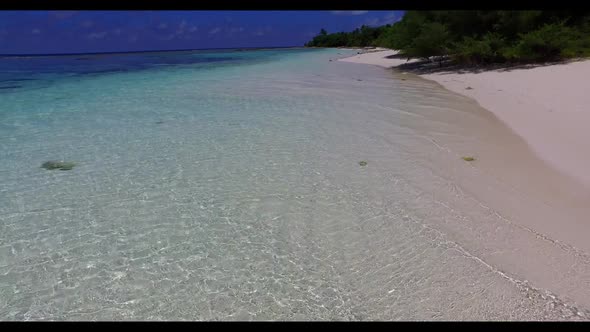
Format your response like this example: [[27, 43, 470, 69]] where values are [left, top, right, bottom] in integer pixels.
[[339, 49, 420, 67], [339, 50, 590, 313], [339, 50, 590, 188]]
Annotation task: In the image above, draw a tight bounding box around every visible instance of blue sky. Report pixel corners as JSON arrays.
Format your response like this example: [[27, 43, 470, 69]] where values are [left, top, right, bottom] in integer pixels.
[[0, 11, 404, 54]]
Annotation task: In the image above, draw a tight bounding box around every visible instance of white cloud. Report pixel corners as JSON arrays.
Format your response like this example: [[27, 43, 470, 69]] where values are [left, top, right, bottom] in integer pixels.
[[161, 22, 197, 40], [158, 23, 168, 29], [88, 31, 108, 40], [209, 27, 221, 35], [253, 26, 272, 37], [51, 11, 78, 20], [163, 33, 176, 40], [364, 12, 402, 27], [81, 20, 95, 28], [113, 28, 122, 35], [176, 20, 188, 34], [31, 29, 41, 35], [382, 12, 402, 24], [330, 11, 368, 16], [365, 18, 380, 26], [229, 27, 244, 33]]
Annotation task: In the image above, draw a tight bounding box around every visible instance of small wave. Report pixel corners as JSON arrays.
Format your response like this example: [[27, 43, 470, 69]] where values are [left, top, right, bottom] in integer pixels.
[[0, 85, 22, 90]]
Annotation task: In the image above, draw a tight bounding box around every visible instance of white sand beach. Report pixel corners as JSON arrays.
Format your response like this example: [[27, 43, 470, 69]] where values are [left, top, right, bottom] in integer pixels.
[[339, 49, 590, 314], [339, 49, 420, 67]]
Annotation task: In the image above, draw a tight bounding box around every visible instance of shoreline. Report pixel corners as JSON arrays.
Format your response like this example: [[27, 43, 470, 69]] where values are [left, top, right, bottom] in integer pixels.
[[339, 49, 590, 313], [3, 47, 590, 320], [339, 50, 590, 189]]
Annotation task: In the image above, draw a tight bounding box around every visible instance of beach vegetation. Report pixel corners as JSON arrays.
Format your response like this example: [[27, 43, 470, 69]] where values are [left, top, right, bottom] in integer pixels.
[[305, 11, 590, 65], [359, 161, 368, 166], [462, 156, 475, 162], [404, 22, 451, 66]]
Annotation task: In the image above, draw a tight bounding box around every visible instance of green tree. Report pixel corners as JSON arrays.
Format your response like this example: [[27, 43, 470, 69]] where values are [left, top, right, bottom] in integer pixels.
[[305, 10, 590, 65], [404, 22, 451, 66]]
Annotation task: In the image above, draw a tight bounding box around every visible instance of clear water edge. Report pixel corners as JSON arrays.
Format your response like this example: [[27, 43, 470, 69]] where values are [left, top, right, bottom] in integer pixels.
[[1, 48, 589, 320]]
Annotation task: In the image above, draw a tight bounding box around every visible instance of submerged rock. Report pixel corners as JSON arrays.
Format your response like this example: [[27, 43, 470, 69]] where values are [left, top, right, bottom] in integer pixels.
[[41, 161, 76, 171]]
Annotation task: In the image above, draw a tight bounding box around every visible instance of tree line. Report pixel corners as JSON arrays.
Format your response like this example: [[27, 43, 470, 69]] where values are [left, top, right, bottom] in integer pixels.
[[305, 11, 590, 65]]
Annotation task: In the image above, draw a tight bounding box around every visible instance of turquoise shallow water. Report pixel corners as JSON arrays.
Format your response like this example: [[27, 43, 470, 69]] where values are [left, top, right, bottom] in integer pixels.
[[0, 48, 586, 320]]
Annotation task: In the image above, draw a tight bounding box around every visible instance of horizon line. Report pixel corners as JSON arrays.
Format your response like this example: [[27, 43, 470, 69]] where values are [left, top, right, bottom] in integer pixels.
[[0, 45, 305, 58]]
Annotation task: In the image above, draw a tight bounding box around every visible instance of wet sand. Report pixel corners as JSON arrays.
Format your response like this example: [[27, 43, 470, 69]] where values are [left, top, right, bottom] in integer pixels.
[[339, 50, 590, 187], [339, 51, 590, 316]]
